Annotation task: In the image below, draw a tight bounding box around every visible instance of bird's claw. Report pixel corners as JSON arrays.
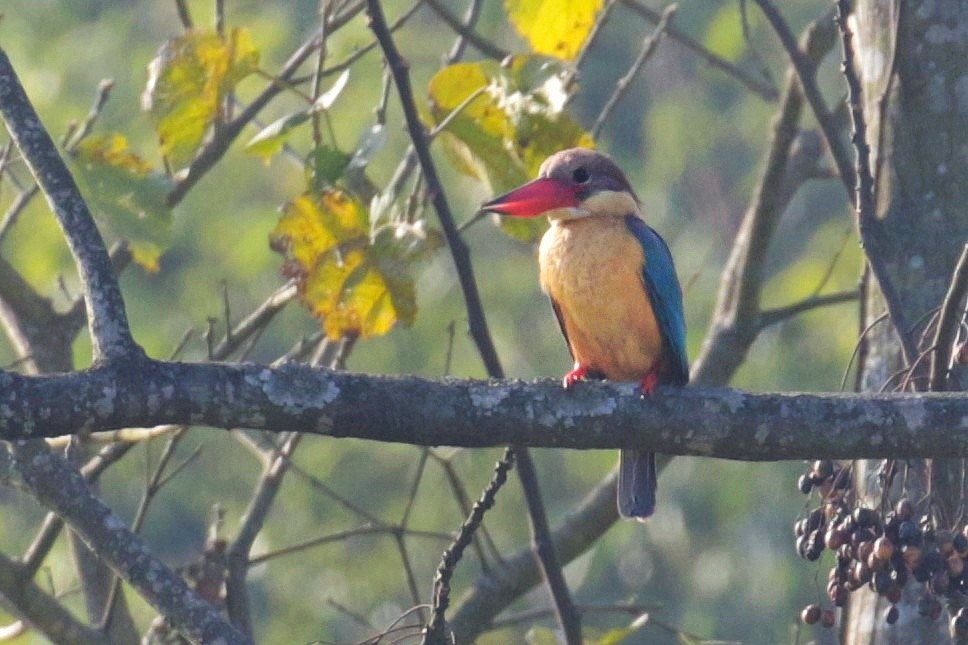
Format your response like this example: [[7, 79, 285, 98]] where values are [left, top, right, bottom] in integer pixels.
[[563, 365, 590, 390], [639, 371, 659, 397]]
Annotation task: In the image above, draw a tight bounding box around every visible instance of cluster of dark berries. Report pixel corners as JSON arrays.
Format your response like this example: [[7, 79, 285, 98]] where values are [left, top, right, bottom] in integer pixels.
[[795, 460, 968, 632]]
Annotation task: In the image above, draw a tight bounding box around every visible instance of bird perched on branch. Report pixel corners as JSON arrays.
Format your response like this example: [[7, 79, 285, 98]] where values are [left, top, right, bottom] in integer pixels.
[[483, 148, 688, 520]]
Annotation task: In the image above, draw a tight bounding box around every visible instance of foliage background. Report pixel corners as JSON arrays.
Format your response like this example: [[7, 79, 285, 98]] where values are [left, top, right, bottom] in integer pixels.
[[2, 1, 860, 642]]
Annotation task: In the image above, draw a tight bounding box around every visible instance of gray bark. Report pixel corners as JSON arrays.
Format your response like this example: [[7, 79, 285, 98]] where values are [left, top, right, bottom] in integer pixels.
[[844, 1, 968, 642]]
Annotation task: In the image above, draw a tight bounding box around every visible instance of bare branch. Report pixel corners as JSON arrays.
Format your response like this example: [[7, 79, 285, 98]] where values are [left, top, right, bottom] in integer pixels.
[[423, 0, 510, 60], [591, 4, 676, 139], [225, 432, 301, 638], [930, 243, 968, 391], [1, 360, 968, 460], [0, 551, 103, 645], [753, 1, 855, 196], [0, 78, 114, 246], [446, 0, 486, 64], [758, 289, 859, 329], [11, 439, 248, 644], [0, 49, 140, 362], [450, 473, 618, 641], [692, 11, 836, 387], [424, 449, 516, 644], [621, 0, 779, 101], [834, 0, 918, 364]]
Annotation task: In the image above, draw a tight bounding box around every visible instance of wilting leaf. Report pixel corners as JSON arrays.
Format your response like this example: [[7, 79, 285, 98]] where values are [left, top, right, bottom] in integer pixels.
[[427, 56, 593, 241], [270, 190, 439, 339], [505, 0, 605, 60], [72, 134, 173, 272], [143, 28, 259, 168]]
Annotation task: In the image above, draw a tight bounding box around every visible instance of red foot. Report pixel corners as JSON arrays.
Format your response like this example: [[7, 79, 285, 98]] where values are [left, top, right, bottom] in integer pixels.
[[563, 364, 590, 389], [640, 369, 660, 396]]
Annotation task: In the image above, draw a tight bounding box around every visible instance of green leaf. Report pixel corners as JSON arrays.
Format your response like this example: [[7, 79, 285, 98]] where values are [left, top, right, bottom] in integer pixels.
[[525, 626, 560, 645], [589, 613, 650, 645], [306, 144, 352, 192], [311, 69, 350, 112], [270, 190, 439, 339], [72, 133, 173, 272], [143, 27, 260, 168], [703, 4, 761, 62], [505, 0, 605, 60], [244, 110, 311, 162]]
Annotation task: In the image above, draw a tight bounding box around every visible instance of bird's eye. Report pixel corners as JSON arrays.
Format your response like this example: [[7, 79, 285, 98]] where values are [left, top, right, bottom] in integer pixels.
[[572, 167, 590, 184]]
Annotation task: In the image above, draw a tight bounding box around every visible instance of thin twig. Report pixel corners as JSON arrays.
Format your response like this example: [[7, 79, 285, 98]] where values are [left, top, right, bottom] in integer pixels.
[[430, 450, 500, 569], [753, 0, 854, 197], [621, 0, 778, 101], [423, 448, 516, 644], [225, 432, 301, 638], [423, 0, 509, 60], [513, 450, 582, 644], [11, 439, 249, 643], [758, 290, 859, 329], [99, 428, 190, 631], [591, 3, 676, 139], [0, 78, 115, 246], [173, 0, 192, 28], [692, 12, 836, 386], [929, 243, 968, 391], [212, 282, 297, 358], [0, 551, 103, 645], [247, 526, 452, 566], [445, 0, 485, 64]]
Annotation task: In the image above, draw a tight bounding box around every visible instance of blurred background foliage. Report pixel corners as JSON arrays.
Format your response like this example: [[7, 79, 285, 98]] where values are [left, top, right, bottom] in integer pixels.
[[1, 1, 860, 643]]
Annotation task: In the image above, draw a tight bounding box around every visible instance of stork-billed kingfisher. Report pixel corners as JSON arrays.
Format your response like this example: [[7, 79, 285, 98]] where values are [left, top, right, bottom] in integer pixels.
[[482, 148, 688, 520]]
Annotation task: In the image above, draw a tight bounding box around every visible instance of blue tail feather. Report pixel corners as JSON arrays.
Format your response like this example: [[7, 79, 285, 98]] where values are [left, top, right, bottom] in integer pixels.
[[618, 449, 656, 520]]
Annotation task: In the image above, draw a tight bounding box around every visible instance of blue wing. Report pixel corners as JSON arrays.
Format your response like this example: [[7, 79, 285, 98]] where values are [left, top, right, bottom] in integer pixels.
[[625, 215, 688, 385]]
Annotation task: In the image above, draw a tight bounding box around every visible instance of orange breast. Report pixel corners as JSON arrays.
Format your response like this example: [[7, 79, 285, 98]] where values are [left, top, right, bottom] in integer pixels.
[[538, 215, 663, 381]]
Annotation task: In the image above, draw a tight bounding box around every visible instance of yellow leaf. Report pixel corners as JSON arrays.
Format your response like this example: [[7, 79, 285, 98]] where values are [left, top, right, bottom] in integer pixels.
[[129, 242, 163, 273], [75, 133, 153, 175], [72, 134, 172, 272], [270, 190, 433, 339], [427, 57, 594, 242], [143, 28, 259, 168], [506, 0, 605, 60]]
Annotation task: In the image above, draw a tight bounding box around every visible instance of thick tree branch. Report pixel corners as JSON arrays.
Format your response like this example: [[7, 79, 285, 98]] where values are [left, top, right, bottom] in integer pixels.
[[0, 551, 104, 645], [11, 439, 249, 644], [0, 48, 140, 362], [834, 0, 918, 364], [0, 359, 967, 459]]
